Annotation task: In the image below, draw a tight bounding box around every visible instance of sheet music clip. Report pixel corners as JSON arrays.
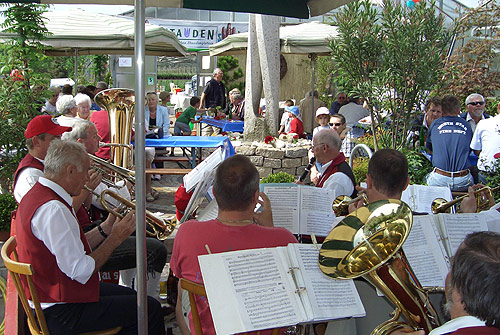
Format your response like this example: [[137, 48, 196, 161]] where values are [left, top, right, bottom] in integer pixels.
[[294, 287, 306, 294], [287, 266, 300, 274]]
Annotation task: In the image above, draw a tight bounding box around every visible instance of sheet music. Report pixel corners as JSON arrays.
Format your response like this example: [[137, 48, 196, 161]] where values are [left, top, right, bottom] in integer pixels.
[[196, 198, 218, 221], [183, 147, 224, 192], [403, 216, 449, 287], [438, 213, 488, 256], [199, 248, 305, 335], [261, 184, 300, 234], [287, 244, 365, 320], [299, 187, 336, 236], [483, 207, 500, 233], [401, 185, 452, 214]]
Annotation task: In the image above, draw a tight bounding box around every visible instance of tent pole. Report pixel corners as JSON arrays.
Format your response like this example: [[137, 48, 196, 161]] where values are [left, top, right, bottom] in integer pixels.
[[309, 53, 317, 134], [134, 0, 148, 334], [74, 49, 78, 95]]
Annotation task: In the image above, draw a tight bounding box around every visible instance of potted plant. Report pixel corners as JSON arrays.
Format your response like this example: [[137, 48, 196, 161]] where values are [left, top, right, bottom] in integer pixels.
[[0, 193, 16, 241]]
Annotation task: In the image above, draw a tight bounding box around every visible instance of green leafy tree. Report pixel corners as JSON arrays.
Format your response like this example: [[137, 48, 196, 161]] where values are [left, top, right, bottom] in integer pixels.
[[329, 0, 451, 150], [0, 4, 49, 192], [440, 1, 500, 106], [217, 55, 245, 93]]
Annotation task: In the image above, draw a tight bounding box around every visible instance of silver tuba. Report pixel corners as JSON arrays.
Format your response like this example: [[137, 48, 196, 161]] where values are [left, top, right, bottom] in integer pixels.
[[319, 199, 440, 335], [95, 88, 135, 169]]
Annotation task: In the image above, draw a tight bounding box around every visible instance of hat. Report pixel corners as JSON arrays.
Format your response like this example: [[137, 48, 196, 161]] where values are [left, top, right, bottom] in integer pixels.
[[286, 106, 300, 117], [25, 115, 72, 139], [316, 107, 330, 117], [159, 91, 171, 101], [494, 152, 500, 159]]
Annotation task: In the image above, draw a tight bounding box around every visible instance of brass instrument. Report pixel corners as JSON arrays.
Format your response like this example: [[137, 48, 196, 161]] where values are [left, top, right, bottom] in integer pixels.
[[95, 88, 135, 169], [431, 185, 499, 214], [88, 154, 136, 187], [99, 189, 176, 240], [319, 200, 440, 335], [332, 192, 368, 216]]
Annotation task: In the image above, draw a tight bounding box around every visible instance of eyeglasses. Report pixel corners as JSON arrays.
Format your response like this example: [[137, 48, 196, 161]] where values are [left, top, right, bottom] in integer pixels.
[[468, 101, 485, 106], [329, 122, 343, 126], [311, 143, 325, 150]]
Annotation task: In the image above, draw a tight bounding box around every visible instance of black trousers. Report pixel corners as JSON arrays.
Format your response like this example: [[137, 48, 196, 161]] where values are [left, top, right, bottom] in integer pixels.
[[43, 282, 165, 335]]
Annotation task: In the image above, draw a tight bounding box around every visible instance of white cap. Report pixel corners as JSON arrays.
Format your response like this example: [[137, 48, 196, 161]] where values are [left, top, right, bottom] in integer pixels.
[[316, 107, 330, 117]]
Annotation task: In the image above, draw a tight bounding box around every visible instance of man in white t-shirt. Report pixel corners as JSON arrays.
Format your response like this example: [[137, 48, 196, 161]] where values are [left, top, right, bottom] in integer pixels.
[[470, 113, 500, 183]]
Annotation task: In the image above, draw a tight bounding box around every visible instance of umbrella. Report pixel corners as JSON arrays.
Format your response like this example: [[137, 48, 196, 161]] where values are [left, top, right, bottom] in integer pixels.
[[0, 8, 187, 56]]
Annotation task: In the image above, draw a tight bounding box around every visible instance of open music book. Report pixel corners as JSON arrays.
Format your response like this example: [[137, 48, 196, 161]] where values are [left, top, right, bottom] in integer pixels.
[[198, 243, 365, 335], [401, 184, 453, 214], [260, 183, 336, 236], [402, 212, 489, 287]]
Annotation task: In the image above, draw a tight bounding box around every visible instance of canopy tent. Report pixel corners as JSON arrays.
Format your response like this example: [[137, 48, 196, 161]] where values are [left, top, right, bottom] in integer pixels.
[[0, 8, 187, 56], [7, 0, 350, 19], [209, 21, 338, 56]]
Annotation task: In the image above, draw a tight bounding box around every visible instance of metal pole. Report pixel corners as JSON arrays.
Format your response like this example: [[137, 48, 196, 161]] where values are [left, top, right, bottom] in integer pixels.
[[309, 53, 317, 134], [134, 0, 148, 333], [74, 49, 78, 95]]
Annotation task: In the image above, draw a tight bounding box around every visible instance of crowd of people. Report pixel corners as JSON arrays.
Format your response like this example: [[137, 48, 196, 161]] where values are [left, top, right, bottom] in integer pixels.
[[6, 76, 499, 335]]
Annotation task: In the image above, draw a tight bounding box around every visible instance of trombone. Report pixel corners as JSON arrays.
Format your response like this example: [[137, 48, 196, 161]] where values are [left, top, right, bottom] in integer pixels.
[[88, 154, 136, 188], [431, 185, 499, 214]]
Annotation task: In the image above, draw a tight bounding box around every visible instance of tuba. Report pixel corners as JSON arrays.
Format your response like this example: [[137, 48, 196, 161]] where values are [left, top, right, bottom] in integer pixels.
[[319, 200, 440, 335], [95, 88, 135, 169]]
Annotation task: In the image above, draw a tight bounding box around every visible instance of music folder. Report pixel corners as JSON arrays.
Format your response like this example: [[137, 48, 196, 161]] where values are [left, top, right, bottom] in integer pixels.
[[198, 243, 365, 335]]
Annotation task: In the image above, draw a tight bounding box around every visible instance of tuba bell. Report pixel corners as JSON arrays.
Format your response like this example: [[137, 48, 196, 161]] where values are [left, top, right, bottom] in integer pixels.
[[319, 199, 440, 335], [95, 88, 135, 169]]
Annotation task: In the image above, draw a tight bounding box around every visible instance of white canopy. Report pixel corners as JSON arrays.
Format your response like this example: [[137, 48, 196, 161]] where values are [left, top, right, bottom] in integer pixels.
[[0, 9, 187, 56], [209, 21, 338, 56]]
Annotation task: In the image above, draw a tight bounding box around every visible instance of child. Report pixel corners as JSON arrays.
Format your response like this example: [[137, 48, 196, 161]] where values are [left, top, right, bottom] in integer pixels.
[[313, 107, 331, 137], [286, 106, 305, 138], [278, 99, 294, 135], [174, 96, 202, 136]]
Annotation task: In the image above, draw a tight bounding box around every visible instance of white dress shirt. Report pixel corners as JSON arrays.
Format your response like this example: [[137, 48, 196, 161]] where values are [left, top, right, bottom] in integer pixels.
[[319, 160, 355, 199], [13, 157, 44, 202], [30, 178, 95, 308], [429, 315, 486, 335]]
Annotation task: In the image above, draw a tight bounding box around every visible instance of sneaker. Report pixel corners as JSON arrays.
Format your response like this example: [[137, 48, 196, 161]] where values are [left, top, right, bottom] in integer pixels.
[[153, 174, 161, 181], [146, 193, 155, 202]]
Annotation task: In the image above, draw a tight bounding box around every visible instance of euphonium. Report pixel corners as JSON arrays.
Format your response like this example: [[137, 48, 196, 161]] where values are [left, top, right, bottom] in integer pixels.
[[99, 189, 176, 240], [95, 88, 135, 169], [431, 185, 499, 214], [319, 200, 440, 335]]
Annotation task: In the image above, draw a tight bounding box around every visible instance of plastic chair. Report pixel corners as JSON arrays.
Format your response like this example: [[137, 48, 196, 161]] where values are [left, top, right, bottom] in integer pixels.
[[180, 278, 280, 335], [1, 236, 122, 335]]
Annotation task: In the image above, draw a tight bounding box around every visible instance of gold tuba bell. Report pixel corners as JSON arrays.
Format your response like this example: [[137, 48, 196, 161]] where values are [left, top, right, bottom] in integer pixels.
[[95, 88, 135, 169], [319, 199, 440, 335]]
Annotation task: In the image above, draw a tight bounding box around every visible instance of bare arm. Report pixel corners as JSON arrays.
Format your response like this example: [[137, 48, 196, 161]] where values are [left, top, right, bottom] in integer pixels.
[[199, 92, 207, 109], [84, 214, 116, 249]]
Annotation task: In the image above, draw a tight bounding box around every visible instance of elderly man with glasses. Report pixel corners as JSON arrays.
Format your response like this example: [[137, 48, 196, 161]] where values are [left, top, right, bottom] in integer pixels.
[[460, 93, 490, 133]]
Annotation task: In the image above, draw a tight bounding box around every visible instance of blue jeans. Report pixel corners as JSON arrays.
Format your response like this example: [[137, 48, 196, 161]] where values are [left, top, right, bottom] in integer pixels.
[[425, 170, 473, 192]]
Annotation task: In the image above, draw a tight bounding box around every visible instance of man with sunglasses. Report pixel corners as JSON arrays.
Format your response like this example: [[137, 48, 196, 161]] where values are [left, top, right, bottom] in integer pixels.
[[460, 93, 490, 133]]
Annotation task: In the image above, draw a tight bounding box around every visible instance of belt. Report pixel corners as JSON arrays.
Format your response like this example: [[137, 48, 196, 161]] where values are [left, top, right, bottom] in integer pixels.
[[434, 167, 470, 178]]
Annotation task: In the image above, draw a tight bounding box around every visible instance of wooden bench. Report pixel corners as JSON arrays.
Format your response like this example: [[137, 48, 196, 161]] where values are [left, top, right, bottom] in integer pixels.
[[145, 168, 192, 175]]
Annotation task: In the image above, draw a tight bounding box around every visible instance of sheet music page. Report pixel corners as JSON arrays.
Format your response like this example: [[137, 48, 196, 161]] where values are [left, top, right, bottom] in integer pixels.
[[196, 198, 218, 221], [298, 186, 337, 236], [287, 244, 365, 321], [198, 247, 306, 335], [482, 207, 500, 233], [403, 215, 449, 287], [183, 147, 223, 192], [439, 213, 488, 256], [261, 183, 300, 234], [401, 185, 452, 214]]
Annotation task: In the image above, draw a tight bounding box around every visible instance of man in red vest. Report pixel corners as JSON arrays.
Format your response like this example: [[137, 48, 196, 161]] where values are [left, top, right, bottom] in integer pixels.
[[16, 140, 165, 335]]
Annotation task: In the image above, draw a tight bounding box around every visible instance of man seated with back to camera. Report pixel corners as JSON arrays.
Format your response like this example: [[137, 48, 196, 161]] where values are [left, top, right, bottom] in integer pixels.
[[62, 120, 168, 298], [170, 155, 298, 335], [391, 231, 500, 335], [16, 140, 164, 335]]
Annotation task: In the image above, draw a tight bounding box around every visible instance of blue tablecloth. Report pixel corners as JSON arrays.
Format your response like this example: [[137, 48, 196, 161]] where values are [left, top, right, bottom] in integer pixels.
[[139, 136, 235, 167], [200, 117, 244, 133]]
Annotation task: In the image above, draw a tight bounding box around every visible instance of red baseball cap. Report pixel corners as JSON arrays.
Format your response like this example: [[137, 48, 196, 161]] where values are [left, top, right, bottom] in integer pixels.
[[25, 115, 72, 139], [494, 152, 500, 159]]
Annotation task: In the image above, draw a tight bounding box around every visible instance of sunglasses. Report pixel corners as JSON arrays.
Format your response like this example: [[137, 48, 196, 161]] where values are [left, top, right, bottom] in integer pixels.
[[329, 122, 343, 126], [468, 101, 485, 106]]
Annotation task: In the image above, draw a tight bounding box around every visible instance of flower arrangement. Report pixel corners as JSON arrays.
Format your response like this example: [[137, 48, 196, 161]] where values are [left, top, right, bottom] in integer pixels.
[[264, 135, 276, 147]]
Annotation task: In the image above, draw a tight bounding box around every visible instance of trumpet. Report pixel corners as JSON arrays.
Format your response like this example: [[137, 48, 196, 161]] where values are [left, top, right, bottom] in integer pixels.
[[97, 189, 176, 240], [332, 192, 368, 216], [89, 154, 136, 188], [431, 185, 499, 214]]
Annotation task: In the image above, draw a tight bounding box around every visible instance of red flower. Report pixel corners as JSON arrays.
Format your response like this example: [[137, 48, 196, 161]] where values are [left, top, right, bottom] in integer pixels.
[[221, 132, 227, 136], [264, 136, 275, 144], [293, 134, 299, 139]]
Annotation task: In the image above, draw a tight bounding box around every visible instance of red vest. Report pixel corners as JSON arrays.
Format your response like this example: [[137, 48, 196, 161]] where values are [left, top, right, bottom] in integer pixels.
[[448, 326, 500, 334], [17, 182, 99, 303], [12, 153, 44, 190]]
